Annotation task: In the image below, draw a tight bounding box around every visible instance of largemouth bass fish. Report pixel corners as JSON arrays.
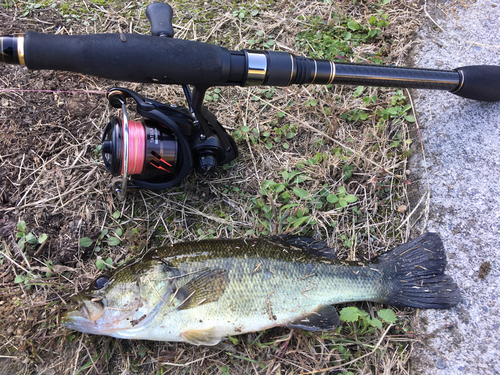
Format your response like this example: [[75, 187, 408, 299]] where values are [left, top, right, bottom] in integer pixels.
[[62, 233, 460, 345]]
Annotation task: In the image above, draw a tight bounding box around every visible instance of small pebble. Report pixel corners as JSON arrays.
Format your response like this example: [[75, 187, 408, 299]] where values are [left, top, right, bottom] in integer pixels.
[[436, 358, 447, 369]]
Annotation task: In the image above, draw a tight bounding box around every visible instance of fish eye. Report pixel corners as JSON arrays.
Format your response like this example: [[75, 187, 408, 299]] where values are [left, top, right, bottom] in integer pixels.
[[94, 276, 109, 289]]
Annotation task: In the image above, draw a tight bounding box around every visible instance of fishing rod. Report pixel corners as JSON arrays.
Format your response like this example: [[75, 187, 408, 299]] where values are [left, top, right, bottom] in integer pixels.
[[2, 3, 499, 197]]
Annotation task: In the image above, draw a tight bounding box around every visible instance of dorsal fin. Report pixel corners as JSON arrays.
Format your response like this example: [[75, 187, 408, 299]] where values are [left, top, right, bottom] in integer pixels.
[[286, 305, 340, 331], [272, 235, 337, 260]]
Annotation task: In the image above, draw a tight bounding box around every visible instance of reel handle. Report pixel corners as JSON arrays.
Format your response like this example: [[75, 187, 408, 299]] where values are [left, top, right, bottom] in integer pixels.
[[146, 3, 174, 38]]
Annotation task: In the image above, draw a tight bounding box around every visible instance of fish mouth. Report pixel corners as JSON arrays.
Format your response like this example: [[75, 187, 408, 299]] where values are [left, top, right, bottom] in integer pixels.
[[61, 294, 107, 335]]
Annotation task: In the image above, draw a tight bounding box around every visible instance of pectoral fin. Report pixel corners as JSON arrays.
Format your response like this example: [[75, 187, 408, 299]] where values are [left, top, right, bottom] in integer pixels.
[[180, 327, 222, 346], [287, 305, 340, 331], [176, 268, 228, 310]]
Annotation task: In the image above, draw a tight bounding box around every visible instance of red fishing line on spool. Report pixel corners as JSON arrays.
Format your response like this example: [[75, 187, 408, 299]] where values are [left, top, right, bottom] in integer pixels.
[[121, 120, 146, 175]]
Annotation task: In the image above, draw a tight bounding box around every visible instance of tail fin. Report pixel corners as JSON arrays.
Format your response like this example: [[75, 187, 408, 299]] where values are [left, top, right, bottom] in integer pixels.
[[378, 233, 461, 309]]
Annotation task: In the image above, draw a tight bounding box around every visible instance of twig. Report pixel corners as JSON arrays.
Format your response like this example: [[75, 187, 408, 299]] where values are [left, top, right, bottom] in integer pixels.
[[424, 0, 445, 33]]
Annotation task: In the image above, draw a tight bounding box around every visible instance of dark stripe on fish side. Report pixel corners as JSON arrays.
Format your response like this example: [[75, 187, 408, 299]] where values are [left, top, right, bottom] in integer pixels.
[[377, 233, 461, 308]]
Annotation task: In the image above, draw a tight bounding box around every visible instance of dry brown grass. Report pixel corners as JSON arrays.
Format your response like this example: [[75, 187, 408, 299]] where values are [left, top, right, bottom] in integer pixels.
[[0, 0, 432, 373]]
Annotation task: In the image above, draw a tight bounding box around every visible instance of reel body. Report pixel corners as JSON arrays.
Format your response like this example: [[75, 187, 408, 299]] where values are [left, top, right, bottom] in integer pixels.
[[101, 87, 238, 198]]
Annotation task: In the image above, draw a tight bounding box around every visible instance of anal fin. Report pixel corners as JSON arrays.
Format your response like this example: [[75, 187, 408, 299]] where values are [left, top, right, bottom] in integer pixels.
[[180, 327, 222, 346], [287, 305, 340, 332]]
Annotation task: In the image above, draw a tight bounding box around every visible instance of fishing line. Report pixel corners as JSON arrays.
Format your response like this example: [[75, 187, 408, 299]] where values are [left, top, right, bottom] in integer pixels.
[[0, 88, 106, 94], [122, 120, 146, 175]]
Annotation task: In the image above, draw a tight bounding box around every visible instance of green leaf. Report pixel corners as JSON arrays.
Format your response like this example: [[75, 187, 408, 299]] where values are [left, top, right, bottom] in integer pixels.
[[387, 107, 399, 115], [17, 221, 26, 233], [339, 306, 360, 322], [262, 205, 272, 213], [292, 174, 309, 184], [115, 228, 123, 237], [17, 238, 25, 250], [293, 187, 309, 199], [98, 229, 109, 240], [347, 20, 360, 31], [327, 194, 339, 204], [14, 275, 25, 284], [227, 336, 239, 345], [353, 86, 364, 97], [344, 194, 357, 203], [261, 180, 276, 191], [107, 237, 121, 246], [274, 184, 286, 193], [106, 257, 113, 266], [369, 318, 383, 329], [79, 237, 93, 248], [25, 233, 38, 244], [378, 309, 398, 323], [38, 233, 48, 244], [96, 259, 107, 270], [405, 115, 416, 122], [369, 15, 377, 25], [339, 199, 348, 208], [280, 191, 291, 202], [112, 211, 121, 219], [292, 215, 310, 228]]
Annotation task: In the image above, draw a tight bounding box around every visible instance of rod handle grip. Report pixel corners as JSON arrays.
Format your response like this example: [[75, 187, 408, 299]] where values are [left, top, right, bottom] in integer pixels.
[[453, 65, 500, 102]]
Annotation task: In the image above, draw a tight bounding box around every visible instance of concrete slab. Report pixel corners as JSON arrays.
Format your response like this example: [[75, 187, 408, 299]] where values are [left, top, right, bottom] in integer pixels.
[[410, 0, 500, 373]]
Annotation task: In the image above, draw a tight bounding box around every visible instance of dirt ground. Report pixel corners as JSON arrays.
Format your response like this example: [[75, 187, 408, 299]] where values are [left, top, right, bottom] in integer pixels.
[[0, 1, 434, 374]]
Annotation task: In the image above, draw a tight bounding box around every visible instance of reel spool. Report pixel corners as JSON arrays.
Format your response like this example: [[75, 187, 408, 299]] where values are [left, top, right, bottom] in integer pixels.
[[101, 87, 238, 199], [102, 118, 178, 178]]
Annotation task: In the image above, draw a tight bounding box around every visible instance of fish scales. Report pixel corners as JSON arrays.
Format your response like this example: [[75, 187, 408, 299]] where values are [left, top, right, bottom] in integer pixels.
[[144, 239, 385, 339], [62, 233, 461, 345]]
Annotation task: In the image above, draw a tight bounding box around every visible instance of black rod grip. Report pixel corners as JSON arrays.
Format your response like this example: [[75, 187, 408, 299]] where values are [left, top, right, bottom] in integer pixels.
[[453, 66, 500, 102], [23, 31, 225, 85], [146, 3, 174, 37]]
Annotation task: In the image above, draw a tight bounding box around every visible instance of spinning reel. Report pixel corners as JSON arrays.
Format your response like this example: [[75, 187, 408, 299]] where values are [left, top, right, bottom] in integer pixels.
[[100, 3, 237, 198], [101, 87, 237, 198]]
